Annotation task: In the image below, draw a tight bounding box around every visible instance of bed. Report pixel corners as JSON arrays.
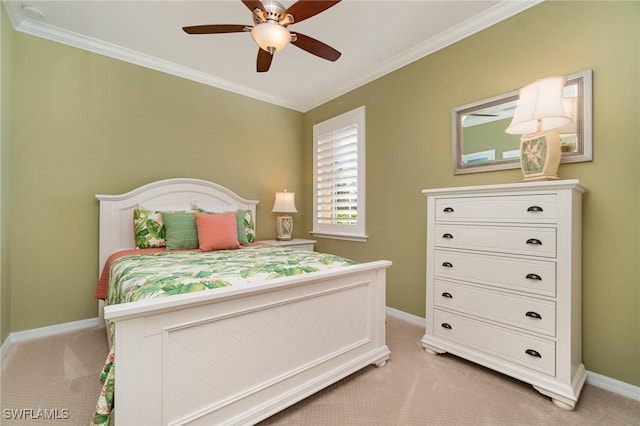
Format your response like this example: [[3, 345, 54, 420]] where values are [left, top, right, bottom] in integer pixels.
[[94, 178, 391, 425]]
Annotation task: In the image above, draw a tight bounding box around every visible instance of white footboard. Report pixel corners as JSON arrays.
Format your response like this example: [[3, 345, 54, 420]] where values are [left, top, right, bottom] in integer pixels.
[[106, 261, 391, 425]]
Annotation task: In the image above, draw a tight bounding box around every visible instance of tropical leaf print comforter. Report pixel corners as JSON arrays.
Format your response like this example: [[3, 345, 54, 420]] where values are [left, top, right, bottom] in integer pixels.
[[91, 245, 357, 425], [106, 245, 357, 305]]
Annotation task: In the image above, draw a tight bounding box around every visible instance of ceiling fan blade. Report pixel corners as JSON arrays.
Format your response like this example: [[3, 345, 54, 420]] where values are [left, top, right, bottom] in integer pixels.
[[257, 48, 273, 72], [242, 0, 266, 15], [291, 32, 341, 61], [281, 1, 341, 24], [182, 24, 249, 34]]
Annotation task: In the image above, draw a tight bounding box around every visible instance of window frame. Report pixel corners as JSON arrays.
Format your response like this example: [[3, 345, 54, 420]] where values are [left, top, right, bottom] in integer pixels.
[[312, 106, 367, 242]]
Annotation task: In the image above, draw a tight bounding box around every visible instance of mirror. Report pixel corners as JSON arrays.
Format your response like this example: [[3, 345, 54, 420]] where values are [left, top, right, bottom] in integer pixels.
[[453, 69, 592, 174]]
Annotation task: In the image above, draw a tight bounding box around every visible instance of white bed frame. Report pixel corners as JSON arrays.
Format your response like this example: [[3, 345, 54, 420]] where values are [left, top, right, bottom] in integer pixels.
[[96, 178, 391, 425]]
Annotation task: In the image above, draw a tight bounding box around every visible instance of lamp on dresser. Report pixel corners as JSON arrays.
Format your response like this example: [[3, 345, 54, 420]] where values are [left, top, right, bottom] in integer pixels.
[[505, 76, 571, 181], [272, 190, 297, 241]]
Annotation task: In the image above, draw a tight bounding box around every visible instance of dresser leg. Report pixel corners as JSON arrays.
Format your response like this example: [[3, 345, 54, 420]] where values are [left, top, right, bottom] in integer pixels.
[[423, 347, 440, 355], [532, 385, 576, 410], [551, 398, 576, 410], [421, 339, 446, 355]]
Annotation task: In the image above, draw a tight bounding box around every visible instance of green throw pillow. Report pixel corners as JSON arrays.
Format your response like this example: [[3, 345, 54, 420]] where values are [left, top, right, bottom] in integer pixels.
[[161, 211, 199, 250]]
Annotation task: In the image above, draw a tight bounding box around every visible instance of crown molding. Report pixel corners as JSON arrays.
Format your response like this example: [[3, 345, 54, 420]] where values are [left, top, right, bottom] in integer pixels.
[[4, 0, 542, 113], [3, 0, 302, 110], [300, 0, 543, 111]]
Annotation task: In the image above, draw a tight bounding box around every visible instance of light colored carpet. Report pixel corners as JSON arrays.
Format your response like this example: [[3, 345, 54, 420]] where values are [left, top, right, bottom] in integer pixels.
[[1, 327, 108, 425], [1, 316, 638, 425]]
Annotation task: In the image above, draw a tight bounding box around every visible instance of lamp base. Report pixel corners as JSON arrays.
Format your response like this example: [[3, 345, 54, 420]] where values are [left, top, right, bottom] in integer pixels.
[[520, 132, 562, 182], [275, 215, 293, 241]]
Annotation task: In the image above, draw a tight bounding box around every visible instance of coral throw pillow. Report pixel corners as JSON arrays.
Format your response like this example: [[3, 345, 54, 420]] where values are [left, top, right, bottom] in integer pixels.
[[193, 212, 241, 252]]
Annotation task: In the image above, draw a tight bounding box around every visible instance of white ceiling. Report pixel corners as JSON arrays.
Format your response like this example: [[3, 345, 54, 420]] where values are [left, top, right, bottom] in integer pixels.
[[4, 0, 540, 112]]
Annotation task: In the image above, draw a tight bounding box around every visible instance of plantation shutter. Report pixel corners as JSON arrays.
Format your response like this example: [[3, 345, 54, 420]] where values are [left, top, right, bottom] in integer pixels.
[[312, 106, 366, 241], [316, 124, 358, 226]]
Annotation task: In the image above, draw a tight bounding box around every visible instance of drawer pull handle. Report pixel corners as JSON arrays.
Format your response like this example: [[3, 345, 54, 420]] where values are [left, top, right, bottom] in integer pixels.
[[526, 311, 542, 320], [441, 292, 453, 299], [442, 262, 453, 268], [442, 233, 454, 240], [443, 207, 455, 213], [527, 205, 544, 213], [526, 273, 542, 281], [525, 349, 542, 358], [441, 323, 452, 330], [526, 238, 542, 246]]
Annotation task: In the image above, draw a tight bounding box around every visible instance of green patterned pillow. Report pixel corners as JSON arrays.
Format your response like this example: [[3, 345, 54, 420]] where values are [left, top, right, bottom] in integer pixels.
[[239, 209, 255, 243], [234, 210, 249, 246], [162, 211, 199, 250], [133, 209, 166, 248]]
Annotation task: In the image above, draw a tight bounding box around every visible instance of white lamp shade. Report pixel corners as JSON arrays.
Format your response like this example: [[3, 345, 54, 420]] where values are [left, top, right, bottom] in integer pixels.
[[505, 76, 571, 135], [272, 191, 297, 213], [251, 22, 290, 52], [554, 96, 578, 135]]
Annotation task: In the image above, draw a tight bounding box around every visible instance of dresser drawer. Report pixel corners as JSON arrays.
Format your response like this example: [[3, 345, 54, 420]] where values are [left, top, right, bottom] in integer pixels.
[[434, 250, 556, 297], [434, 310, 556, 376], [435, 194, 557, 223], [434, 224, 557, 258], [434, 280, 556, 336]]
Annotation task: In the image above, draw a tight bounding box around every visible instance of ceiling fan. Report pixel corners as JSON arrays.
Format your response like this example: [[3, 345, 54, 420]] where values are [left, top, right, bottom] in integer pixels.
[[182, 0, 342, 72]]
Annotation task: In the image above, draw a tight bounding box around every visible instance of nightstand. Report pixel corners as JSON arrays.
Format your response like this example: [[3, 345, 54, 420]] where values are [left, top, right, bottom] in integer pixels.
[[259, 238, 317, 251]]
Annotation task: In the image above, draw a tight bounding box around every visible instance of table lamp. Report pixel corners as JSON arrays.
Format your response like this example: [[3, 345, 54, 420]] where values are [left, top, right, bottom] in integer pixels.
[[505, 76, 571, 181], [272, 190, 297, 241]]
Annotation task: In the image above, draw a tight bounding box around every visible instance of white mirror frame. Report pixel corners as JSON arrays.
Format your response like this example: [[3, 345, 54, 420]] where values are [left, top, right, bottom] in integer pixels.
[[453, 69, 593, 175]]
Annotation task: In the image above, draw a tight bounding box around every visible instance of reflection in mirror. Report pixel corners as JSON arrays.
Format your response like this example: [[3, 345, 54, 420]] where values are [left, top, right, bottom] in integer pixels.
[[453, 69, 592, 174]]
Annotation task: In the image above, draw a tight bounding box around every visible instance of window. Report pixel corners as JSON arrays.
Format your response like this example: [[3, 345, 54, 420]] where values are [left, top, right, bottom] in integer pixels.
[[312, 106, 366, 241]]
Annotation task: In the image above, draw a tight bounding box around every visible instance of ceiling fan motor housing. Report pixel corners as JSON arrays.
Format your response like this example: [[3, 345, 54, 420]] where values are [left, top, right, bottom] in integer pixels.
[[253, 1, 287, 25]]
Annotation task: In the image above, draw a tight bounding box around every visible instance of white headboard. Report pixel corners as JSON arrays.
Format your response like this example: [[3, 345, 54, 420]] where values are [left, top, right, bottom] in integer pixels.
[[95, 178, 259, 274]]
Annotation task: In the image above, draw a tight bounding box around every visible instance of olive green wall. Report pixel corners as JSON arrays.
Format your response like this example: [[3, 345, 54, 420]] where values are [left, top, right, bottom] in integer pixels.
[[303, 1, 639, 387], [7, 32, 304, 333], [1, 5, 13, 344]]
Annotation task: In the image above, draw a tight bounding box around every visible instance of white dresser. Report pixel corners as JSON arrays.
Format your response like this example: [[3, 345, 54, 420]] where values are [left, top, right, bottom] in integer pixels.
[[421, 180, 587, 409]]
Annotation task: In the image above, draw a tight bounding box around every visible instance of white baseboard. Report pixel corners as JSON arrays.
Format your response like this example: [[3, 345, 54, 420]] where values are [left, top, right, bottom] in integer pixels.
[[1, 317, 101, 365], [384, 307, 640, 402], [586, 370, 640, 401], [386, 306, 425, 327], [2, 310, 638, 403]]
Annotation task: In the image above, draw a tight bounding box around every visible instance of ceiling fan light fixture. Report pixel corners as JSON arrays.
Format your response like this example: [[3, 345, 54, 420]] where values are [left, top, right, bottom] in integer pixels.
[[251, 22, 290, 53], [182, 0, 342, 72]]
